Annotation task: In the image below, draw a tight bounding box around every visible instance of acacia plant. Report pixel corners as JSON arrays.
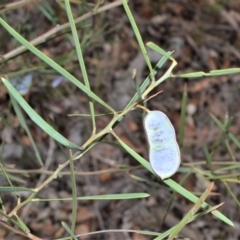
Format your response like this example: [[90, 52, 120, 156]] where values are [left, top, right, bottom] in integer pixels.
[[0, 0, 239, 239]]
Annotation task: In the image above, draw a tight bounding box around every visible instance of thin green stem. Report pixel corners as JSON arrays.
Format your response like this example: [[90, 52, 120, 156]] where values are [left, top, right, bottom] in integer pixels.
[[69, 151, 77, 235], [65, 0, 96, 134], [122, 0, 154, 76]]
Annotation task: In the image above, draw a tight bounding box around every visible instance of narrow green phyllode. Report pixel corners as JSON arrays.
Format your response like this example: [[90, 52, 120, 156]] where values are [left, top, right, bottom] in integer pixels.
[[144, 111, 181, 179]]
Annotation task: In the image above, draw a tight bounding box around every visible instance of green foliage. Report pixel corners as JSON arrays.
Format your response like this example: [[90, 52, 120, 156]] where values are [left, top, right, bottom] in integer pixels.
[[0, 0, 239, 239]]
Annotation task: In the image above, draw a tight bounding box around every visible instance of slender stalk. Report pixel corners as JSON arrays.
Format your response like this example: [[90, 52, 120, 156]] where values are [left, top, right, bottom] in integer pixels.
[[65, 0, 96, 134], [69, 151, 77, 236]]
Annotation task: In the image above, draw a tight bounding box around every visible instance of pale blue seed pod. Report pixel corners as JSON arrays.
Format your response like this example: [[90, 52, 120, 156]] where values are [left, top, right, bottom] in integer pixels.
[[144, 111, 181, 180]]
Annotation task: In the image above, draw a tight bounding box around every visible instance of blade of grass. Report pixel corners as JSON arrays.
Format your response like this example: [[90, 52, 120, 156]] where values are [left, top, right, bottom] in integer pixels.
[[0, 145, 6, 214], [79, 192, 149, 200], [206, 173, 240, 180], [164, 178, 233, 226], [15, 215, 30, 233], [65, 0, 96, 134], [65, 229, 161, 240], [122, 0, 153, 76], [0, 187, 33, 193], [146, 43, 177, 88], [179, 84, 187, 150], [154, 202, 224, 240], [62, 222, 78, 240], [210, 113, 240, 149], [223, 181, 240, 207], [0, 173, 25, 184], [168, 182, 214, 240], [0, 18, 115, 113], [205, 69, 240, 75], [124, 54, 172, 110], [2, 78, 80, 149], [0, 161, 14, 188], [111, 130, 233, 226], [132, 69, 142, 101], [215, 163, 240, 173], [69, 151, 77, 235], [225, 138, 236, 161], [0, 164, 22, 211], [0, 158, 21, 198], [192, 202, 224, 221], [37, 1, 59, 25], [10, 94, 43, 166], [160, 171, 191, 227], [203, 145, 214, 175], [147, 42, 175, 62], [1, 210, 43, 240], [31, 193, 150, 202], [111, 130, 154, 174], [210, 116, 232, 155], [0, 210, 21, 228], [179, 68, 240, 78]]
